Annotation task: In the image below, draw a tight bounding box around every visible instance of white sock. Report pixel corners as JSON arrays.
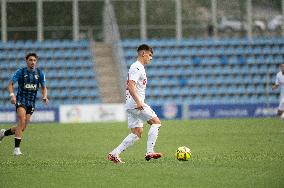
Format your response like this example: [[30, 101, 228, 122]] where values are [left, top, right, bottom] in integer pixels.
[[147, 124, 161, 154], [111, 133, 139, 155]]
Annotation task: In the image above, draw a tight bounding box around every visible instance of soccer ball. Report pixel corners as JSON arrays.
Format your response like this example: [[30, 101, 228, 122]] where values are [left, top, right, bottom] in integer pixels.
[[176, 146, 191, 161]]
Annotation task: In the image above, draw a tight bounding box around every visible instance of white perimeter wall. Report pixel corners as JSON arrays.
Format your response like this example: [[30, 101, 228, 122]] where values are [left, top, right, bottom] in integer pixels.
[[59, 104, 126, 123]]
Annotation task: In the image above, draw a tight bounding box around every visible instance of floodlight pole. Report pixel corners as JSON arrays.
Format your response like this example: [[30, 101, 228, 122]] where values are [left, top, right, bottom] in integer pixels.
[[1, 0, 7, 42], [140, 0, 147, 40], [37, 0, 43, 41], [175, 0, 182, 40], [211, 0, 218, 39], [246, 0, 252, 40], [73, 0, 79, 41], [282, 0, 284, 36]]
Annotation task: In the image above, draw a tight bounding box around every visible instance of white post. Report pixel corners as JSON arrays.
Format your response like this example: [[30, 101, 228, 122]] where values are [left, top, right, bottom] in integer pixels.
[[175, 0, 182, 40], [282, 0, 284, 36], [246, 0, 252, 39], [37, 0, 43, 41], [1, 0, 7, 42], [140, 0, 147, 40], [73, 0, 79, 41], [211, 0, 217, 38]]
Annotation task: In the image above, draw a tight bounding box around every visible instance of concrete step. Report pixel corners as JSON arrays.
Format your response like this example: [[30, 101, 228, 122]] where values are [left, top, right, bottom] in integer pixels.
[[99, 78, 119, 84], [93, 43, 111, 48], [92, 42, 123, 103], [96, 70, 117, 76], [101, 86, 121, 92], [95, 57, 114, 65], [93, 45, 112, 56]]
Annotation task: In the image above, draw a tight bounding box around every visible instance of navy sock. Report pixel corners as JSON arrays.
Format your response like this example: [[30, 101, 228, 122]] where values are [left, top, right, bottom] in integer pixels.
[[15, 138, 21, 148], [4, 129, 13, 136]]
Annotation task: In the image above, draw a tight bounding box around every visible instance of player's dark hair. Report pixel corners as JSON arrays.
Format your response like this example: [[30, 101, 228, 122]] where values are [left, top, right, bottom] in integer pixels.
[[25, 52, 38, 60], [137, 44, 153, 54]]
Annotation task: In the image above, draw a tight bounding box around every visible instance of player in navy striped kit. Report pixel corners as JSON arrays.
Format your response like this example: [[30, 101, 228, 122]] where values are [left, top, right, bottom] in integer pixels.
[[0, 53, 48, 155]]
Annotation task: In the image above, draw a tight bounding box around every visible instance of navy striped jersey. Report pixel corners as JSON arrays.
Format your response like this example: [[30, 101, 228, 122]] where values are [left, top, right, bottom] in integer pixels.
[[11, 67, 46, 107]]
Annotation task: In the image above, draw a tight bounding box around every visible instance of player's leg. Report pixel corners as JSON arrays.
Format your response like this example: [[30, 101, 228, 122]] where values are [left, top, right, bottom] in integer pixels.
[[22, 113, 31, 132], [108, 110, 142, 163], [142, 105, 162, 161], [0, 126, 16, 143], [13, 106, 27, 155], [14, 107, 32, 155], [145, 117, 162, 160], [277, 110, 284, 119], [0, 104, 30, 144], [147, 116, 161, 152], [0, 113, 31, 142], [110, 128, 141, 155], [277, 100, 284, 120], [277, 110, 282, 116], [0, 125, 15, 137]]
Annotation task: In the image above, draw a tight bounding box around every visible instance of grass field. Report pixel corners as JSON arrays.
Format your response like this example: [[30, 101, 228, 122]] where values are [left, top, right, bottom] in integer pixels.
[[0, 118, 283, 188]]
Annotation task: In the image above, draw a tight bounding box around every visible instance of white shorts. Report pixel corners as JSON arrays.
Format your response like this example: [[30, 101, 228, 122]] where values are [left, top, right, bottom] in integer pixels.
[[278, 98, 284, 111], [126, 104, 157, 129]]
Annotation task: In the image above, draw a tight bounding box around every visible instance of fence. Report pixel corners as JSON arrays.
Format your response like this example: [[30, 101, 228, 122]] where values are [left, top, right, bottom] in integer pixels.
[[1, 0, 284, 41]]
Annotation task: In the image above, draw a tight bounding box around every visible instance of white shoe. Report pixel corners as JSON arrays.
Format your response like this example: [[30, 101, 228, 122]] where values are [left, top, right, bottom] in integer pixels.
[[107, 153, 125, 164], [0, 129, 5, 142], [13, 148, 23, 156]]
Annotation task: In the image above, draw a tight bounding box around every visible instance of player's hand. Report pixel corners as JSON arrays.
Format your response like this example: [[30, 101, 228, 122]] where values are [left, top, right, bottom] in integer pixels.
[[42, 97, 49, 105], [272, 85, 277, 91], [10, 96, 16, 104], [136, 101, 144, 110]]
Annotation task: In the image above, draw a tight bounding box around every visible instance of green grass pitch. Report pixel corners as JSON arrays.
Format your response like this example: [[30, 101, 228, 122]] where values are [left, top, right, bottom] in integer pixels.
[[0, 118, 283, 188]]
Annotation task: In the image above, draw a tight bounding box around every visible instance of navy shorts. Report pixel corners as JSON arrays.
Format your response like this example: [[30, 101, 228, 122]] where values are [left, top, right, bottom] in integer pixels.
[[16, 103, 35, 115]]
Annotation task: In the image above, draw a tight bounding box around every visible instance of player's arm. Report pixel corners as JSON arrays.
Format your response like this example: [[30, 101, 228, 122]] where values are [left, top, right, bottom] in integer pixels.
[[41, 86, 48, 104], [272, 75, 280, 91], [7, 81, 16, 104], [39, 70, 48, 104], [8, 69, 21, 104], [128, 80, 144, 110]]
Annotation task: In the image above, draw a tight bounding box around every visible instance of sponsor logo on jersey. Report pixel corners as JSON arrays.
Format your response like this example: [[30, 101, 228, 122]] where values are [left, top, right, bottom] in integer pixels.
[[24, 84, 37, 90]]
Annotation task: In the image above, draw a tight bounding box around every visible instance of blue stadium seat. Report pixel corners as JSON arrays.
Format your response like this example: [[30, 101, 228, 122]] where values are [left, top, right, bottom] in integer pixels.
[[122, 37, 281, 105], [0, 40, 101, 107]]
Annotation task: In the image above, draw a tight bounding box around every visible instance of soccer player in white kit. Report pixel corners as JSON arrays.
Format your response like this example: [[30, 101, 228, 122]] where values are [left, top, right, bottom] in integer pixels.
[[107, 44, 162, 163], [272, 63, 284, 119]]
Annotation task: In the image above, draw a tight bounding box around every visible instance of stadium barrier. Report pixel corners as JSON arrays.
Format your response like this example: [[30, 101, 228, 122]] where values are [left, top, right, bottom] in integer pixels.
[[59, 104, 126, 123], [151, 104, 183, 119], [151, 103, 278, 119], [0, 107, 59, 123], [0, 103, 278, 123], [186, 103, 278, 119]]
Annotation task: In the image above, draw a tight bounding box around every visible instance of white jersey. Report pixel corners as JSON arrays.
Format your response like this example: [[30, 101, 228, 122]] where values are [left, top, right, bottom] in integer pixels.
[[125, 61, 147, 109], [275, 71, 284, 99]]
